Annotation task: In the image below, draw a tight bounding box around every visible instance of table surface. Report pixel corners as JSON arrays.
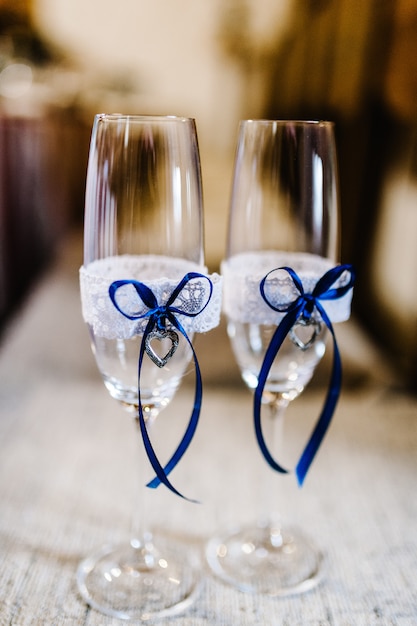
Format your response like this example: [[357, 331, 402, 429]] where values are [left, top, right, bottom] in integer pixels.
[[1, 232, 416, 625]]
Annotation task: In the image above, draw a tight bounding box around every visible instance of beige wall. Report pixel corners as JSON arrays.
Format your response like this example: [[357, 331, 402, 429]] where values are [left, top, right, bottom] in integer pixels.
[[32, 0, 290, 152]]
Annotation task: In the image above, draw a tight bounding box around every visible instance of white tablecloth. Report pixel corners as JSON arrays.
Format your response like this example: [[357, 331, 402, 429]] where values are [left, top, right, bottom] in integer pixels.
[[0, 232, 416, 625]]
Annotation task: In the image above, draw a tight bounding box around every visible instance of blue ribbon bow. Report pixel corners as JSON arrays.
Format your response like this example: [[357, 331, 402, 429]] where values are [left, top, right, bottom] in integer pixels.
[[109, 272, 213, 501], [254, 264, 355, 486]]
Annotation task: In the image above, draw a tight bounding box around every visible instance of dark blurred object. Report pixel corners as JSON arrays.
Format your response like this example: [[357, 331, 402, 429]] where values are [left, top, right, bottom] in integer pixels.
[[359, 116, 417, 392], [0, 0, 61, 66], [0, 114, 89, 328]]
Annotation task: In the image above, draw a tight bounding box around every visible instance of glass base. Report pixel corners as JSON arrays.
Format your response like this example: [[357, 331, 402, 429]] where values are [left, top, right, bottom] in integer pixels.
[[77, 536, 201, 621], [206, 521, 322, 596]]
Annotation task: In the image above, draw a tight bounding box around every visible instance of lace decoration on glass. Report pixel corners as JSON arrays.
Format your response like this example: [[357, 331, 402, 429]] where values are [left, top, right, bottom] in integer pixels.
[[221, 251, 353, 324], [80, 255, 223, 339]]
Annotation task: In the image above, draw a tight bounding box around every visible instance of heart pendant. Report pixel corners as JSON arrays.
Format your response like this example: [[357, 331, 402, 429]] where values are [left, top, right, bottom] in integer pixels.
[[144, 329, 179, 368], [289, 318, 322, 351]]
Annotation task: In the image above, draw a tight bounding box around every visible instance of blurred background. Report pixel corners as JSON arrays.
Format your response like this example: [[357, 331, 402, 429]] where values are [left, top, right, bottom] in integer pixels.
[[0, 0, 416, 390]]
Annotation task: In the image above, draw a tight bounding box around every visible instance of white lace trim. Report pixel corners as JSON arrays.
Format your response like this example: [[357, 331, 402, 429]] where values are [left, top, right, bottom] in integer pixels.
[[80, 255, 223, 339], [221, 251, 353, 324]]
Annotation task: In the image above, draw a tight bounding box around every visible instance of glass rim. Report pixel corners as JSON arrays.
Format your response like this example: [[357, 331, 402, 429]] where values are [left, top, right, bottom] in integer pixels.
[[240, 119, 334, 127], [94, 113, 195, 124]]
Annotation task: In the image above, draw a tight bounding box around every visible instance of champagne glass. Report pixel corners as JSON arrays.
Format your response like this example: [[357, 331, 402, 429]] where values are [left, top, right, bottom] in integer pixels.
[[78, 114, 220, 620], [207, 120, 352, 595]]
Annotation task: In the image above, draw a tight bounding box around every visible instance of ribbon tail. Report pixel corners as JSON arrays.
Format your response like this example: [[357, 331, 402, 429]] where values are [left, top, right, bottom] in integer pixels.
[[254, 308, 302, 474], [137, 326, 198, 502], [146, 325, 201, 503], [295, 311, 342, 486]]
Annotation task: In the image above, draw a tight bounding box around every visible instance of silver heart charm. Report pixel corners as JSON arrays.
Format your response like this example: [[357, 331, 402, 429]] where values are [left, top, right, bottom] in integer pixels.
[[289, 318, 322, 351], [144, 328, 179, 368]]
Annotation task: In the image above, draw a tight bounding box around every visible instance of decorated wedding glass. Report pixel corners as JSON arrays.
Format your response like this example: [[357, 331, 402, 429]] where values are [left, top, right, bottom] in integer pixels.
[[78, 114, 222, 620], [206, 120, 354, 595]]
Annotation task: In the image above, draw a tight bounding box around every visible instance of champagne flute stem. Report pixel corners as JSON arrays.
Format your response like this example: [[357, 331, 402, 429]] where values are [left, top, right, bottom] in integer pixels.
[[129, 412, 154, 556], [260, 395, 289, 538]]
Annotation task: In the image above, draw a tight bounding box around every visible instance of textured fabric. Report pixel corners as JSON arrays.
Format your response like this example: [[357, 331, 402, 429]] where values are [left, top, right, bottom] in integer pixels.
[[0, 234, 416, 625]]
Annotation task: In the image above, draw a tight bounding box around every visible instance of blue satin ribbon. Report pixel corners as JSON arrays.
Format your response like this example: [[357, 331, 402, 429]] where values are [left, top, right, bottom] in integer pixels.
[[109, 272, 213, 501], [254, 264, 355, 486]]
